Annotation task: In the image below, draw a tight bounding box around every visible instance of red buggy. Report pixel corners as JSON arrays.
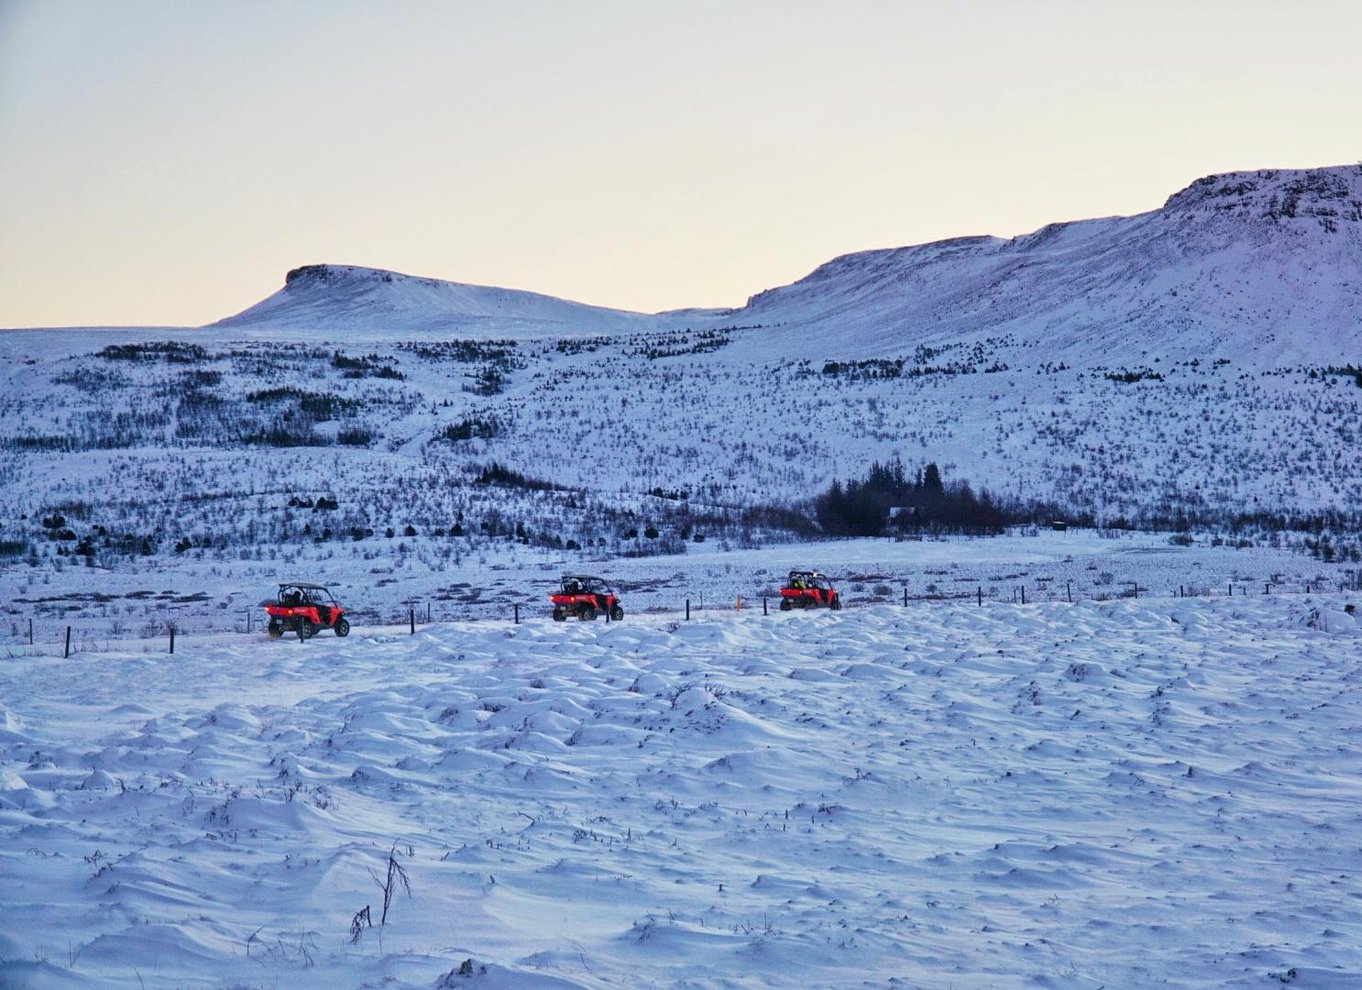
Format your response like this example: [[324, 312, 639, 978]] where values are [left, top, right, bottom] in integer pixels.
[[778, 570, 842, 610], [264, 582, 351, 639], [550, 575, 625, 621]]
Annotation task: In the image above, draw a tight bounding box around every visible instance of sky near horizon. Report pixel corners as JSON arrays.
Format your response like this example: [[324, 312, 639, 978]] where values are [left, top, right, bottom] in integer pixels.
[[2, 1, 1359, 329]]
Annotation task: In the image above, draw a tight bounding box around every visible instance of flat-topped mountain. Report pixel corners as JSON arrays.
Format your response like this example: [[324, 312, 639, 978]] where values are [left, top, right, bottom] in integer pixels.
[[212, 263, 730, 336], [733, 165, 1362, 366]]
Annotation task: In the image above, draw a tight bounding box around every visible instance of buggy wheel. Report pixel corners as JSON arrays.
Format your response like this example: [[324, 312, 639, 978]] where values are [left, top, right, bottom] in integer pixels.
[[779, 599, 792, 611], [552, 609, 567, 622], [610, 604, 624, 621], [298, 619, 317, 640], [578, 606, 596, 621], [334, 616, 350, 637], [267, 619, 283, 638], [830, 596, 843, 611]]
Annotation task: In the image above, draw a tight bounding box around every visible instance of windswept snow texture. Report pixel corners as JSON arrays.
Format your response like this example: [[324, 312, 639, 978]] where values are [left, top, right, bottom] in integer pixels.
[[2, 592, 1360, 989]]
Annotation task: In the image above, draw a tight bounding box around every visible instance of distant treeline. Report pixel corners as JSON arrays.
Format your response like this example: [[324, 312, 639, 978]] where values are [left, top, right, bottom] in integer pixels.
[[814, 460, 1062, 537]]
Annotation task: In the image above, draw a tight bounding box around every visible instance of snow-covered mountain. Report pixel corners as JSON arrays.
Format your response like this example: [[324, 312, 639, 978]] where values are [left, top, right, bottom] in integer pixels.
[[209, 166, 1362, 369], [733, 166, 1362, 366], [213, 263, 732, 337]]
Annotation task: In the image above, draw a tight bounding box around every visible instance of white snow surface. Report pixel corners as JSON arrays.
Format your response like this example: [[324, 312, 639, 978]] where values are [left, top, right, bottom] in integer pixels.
[[211, 264, 732, 337], [3, 538, 1361, 989]]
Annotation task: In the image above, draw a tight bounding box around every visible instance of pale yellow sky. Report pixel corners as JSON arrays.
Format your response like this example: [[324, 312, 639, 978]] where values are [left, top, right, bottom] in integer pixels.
[[2, 0, 1359, 328]]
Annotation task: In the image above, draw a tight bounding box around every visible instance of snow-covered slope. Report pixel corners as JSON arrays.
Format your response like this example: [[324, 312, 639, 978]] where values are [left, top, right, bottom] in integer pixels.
[[732, 166, 1362, 366], [212, 263, 730, 337], [205, 166, 1362, 369], [2, 165, 1361, 616]]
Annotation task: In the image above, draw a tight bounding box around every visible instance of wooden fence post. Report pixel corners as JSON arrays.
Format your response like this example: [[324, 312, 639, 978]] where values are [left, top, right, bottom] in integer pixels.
[[686, 599, 691, 620], [169, 624, 175, 655], [64, 626, 71, 658], [514, 603, 520, 625], [410, 609, 415, 635], [977, 586, 982, 607]]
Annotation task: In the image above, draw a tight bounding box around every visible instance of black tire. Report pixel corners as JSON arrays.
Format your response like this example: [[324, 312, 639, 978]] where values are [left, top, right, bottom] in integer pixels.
[[299, 619, 317, 640], [610, 604, 624, 621], [552, 609, 567, 622], [267, 619, 283, 638], [335, 616, 350, 637], [578, 606, 596, 621], [779, 599, 792, 611], [830, 596, 843, 611]]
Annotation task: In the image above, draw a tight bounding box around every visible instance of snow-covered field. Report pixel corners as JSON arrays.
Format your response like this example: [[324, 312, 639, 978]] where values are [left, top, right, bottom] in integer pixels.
[[3, 537, 1360, 989], [3, 164, 1361, 988], [4, 529, 1355, 650]]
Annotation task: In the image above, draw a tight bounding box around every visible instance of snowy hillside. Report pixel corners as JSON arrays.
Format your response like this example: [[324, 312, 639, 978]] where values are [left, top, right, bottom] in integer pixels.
[[735, 166, 1362, 367], [3, 585, 1360, 988], [1, 165, 1360, 637], [212, 264, 731, 337]]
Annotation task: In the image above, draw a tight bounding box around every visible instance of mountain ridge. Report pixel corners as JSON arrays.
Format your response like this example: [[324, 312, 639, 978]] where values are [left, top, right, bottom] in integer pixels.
[[206, 165, 1362, 369], [211, 262, 731, 337], [731, 165, 1362, 365]]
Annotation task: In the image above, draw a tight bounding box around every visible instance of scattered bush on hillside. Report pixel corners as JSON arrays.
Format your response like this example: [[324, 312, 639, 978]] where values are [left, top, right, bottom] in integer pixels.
[[337, 428, 374, 446], [331, 351, 404, 380], [239, 427, 330, 448], [465, 367, 507, 396], [246, 388, 360, 421], [96, 341, 209, 363], [438, 417, 501, 442], [475, 462, 557, 491], [1104, 368, 1165, 384]]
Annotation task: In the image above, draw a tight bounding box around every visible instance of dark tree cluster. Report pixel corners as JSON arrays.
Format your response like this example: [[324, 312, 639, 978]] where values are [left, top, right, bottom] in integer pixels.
[[814, 460, 1011, 536]]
